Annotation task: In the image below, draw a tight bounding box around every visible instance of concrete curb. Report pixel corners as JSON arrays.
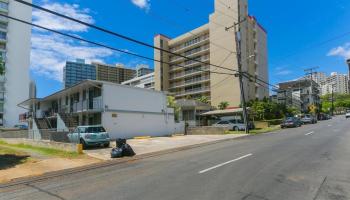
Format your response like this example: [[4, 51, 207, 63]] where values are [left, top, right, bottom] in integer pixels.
[[0, 134, 250, 188], [133, 136, 152, 139]]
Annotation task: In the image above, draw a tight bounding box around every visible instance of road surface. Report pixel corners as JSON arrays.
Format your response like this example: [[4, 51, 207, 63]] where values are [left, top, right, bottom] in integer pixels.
[[1, 116, 350, 200]]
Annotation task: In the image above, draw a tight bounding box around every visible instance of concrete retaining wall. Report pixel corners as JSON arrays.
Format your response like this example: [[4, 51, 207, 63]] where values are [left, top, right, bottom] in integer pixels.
[[0, 130, 28, 138], [1, 138, 77, 152], [187, 127, 229, 135]]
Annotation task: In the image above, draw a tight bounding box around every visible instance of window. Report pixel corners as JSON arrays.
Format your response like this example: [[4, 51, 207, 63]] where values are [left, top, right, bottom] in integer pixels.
[[0, 31, 6, 40], [0, 2, 8, 10], [218, 121, 229, 125]]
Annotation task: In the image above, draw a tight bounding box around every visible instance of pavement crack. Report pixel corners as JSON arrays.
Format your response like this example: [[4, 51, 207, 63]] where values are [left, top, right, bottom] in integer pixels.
[[25, 183, 65, 200], [313, 176, 327, 200]]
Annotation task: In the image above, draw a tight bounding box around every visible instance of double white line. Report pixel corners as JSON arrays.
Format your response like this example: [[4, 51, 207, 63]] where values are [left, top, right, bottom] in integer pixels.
[[198, 154, 253, 174]]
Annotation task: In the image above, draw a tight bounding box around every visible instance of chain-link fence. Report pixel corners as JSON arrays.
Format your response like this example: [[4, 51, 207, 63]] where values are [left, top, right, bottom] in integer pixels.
[[0, 129, 71, 143]]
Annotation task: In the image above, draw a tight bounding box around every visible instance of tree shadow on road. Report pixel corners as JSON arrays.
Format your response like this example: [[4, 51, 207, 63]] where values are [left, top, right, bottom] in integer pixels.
[[0, 154, 30, 170]]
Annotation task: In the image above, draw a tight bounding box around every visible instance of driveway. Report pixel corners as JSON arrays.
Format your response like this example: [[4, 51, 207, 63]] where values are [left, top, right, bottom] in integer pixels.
[[84, 134, 248, 160]]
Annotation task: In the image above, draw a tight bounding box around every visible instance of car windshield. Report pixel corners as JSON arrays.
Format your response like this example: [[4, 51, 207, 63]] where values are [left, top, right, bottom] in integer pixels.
[[81, 126, 106, 133], [285, 118, 294, 122]]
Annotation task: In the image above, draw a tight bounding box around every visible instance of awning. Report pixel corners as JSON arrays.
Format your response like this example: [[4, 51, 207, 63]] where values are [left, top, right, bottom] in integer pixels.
[[200, 107, 250, 116]]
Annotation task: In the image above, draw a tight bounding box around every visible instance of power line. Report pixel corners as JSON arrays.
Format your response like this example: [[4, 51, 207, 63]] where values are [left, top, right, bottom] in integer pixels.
[[17, 0, 276, 95], [1, 13, 235, 78], [17, 0, 278, 101], [148, 11, 236, 55], [15, 0, 240, 75]]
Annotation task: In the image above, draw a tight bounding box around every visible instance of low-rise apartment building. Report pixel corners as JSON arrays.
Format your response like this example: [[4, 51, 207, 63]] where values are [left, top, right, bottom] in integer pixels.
[[277, 79, 320, 112], [19, 80, 183, 139], [154, 0, 269, 107]]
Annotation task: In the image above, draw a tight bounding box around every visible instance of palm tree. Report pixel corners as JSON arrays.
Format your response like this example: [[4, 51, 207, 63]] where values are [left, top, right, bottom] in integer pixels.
[[196, 96, 209, 104], [218, 101, 229, 110]]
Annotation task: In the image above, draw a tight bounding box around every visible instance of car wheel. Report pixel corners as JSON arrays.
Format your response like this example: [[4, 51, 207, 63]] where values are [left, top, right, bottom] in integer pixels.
[[233, 126, 239, 131], [103, 142, 110, 148], [80, 139, 87, 150]]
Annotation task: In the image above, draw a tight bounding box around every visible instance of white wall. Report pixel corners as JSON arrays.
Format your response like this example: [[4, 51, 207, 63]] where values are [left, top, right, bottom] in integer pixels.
[[101, 84, 183, 138], [4, 0, 31, 127], [57, 114, 69, 132], [102, 83, 167, 113], [102, 111, 181, 139]]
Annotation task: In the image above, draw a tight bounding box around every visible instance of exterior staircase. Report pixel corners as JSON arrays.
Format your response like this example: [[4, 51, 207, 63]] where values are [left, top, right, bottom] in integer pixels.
[[35, 118, 50, 129], [59, 112, 78, 129]]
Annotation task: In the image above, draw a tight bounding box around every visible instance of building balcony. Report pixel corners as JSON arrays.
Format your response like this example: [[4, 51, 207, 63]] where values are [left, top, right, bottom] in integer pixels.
[[169, 66, 210, 81], [169, 45, 210, 64], [170, 35, 209, 54], [72, 97, 103, 113], [169, 76, 210, 89], [169, 55, 210, 73], [0, 15, 8, 23], [173, 86, 210, 97]]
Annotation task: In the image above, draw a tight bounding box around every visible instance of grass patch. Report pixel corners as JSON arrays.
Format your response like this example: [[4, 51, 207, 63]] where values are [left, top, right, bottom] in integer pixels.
[[225, 125, 281, 135], [0, 140, 80, 159]]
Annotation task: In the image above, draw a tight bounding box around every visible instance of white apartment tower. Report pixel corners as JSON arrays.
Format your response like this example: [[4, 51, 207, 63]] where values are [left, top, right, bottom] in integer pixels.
[[154, 0, 269, 107], [0, 0, 31, 126], [320, 72, 348, 95]]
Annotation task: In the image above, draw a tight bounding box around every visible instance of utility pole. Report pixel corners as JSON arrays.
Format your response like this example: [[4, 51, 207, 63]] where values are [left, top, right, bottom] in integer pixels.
[[232, 19, 249, 134]]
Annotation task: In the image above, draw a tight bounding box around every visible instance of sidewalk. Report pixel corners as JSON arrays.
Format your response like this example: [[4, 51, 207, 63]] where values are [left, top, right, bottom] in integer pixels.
[[85, 134, 248, 160]]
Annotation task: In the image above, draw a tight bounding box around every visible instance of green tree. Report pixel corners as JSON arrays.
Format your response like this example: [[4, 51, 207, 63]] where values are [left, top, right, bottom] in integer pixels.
[[0, 55, 4, 75], [167, 96, 180, 121], [196, 96, 209, 104], [218, 101, 229, 110]]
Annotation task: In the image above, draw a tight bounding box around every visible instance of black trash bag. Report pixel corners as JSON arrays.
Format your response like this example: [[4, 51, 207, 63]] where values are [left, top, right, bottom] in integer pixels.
[[121, 143, 135, 157], [116, 138, 127, 148], [110, 148, 123, 158]]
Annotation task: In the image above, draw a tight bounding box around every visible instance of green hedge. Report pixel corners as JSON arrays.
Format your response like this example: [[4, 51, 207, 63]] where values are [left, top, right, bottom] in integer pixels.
[[261, 119, 283, 126]]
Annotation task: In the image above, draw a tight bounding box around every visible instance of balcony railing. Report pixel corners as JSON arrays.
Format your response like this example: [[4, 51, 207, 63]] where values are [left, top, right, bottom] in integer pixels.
[[174, 86, 210, 97], [170, 34, 209, 53], [72, 97, 103, 113]]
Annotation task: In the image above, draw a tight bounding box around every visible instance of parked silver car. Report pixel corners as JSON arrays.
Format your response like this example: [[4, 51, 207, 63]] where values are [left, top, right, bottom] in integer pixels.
[[213, 119, 249, 131], [301, 114, 317, 124], [68, 125, 110, 149]]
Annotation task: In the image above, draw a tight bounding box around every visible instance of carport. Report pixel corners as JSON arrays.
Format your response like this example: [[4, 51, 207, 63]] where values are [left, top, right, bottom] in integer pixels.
[[200, 108, 251, 126]]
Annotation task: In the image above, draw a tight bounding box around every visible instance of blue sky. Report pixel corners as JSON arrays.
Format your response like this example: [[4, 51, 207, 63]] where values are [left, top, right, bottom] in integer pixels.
[[29, 0, 350, 97]]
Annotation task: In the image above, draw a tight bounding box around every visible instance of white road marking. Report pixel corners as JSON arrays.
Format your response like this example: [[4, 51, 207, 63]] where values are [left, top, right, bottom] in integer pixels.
[[198, 154, 253, 174], [305, 131, 314, 136], [328, 124, 332, 127]]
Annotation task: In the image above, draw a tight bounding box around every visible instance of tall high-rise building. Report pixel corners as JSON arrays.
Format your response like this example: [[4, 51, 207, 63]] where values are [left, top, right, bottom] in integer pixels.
[[0, 0, 31, 127], [320, 72, 348, 95], [63, 59, 96, 88], [63, 60, 136, 88], [93, 62, 136, 84], [154, 0, 268, 107]]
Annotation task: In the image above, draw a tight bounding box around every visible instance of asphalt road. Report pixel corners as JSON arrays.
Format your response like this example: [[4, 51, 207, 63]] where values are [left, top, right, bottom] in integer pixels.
[[1, 116, 350, 200]]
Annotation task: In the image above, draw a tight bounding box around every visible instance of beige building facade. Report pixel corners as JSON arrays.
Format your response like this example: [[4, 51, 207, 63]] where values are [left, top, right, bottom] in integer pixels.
[[93, 62, 136, 84], [154, 0, 268, 107]]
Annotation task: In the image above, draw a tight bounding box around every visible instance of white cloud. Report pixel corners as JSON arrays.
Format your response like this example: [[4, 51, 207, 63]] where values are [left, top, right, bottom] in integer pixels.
[[30, 1, 119, 82], [275, 70, 292, 76], [131, 0, 150, 11], [31, 33, 116, 82], [32, 2, 94, 32], [327, 43, 350, 60]]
